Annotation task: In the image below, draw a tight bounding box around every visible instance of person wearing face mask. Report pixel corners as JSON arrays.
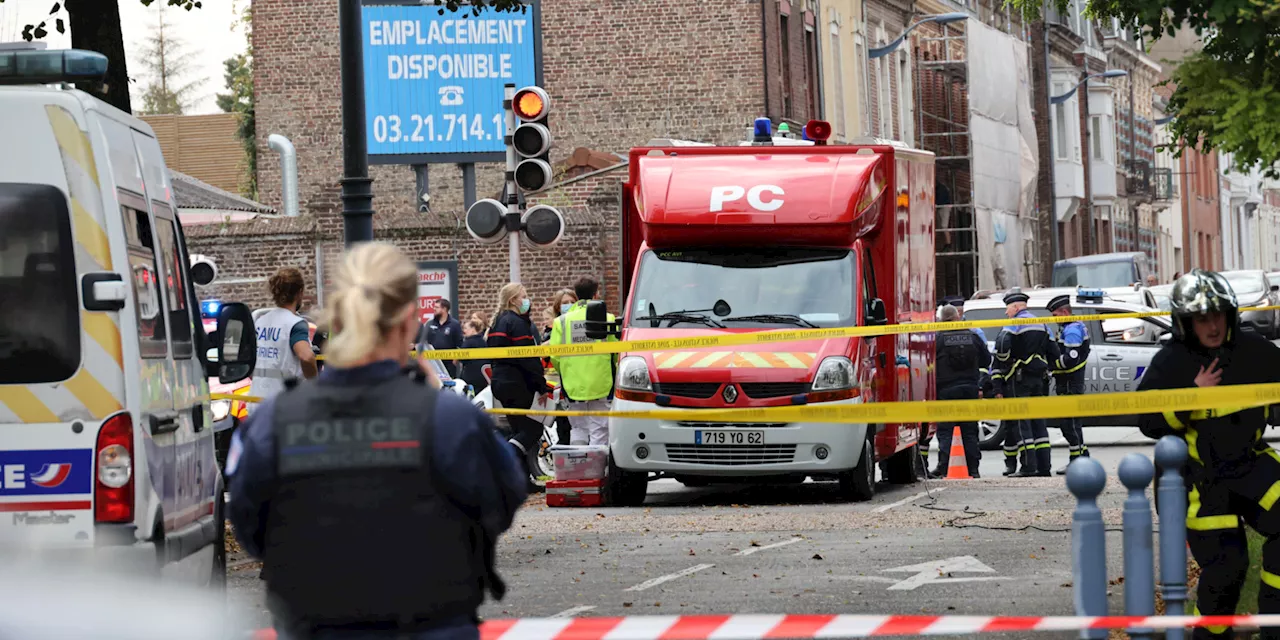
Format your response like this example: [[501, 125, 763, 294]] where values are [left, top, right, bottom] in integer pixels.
[[247, 267, 319, 416], [226, 243, 526, 640], [1137, 269, 1280, 640], [488, 282, 554, 483]]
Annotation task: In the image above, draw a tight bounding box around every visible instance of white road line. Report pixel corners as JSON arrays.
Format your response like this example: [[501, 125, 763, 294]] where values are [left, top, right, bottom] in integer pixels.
[[734, 537, 804, 556], [871, 488, 945, 513], [624, 563, 716, 592], [551, 605, 597, 618]]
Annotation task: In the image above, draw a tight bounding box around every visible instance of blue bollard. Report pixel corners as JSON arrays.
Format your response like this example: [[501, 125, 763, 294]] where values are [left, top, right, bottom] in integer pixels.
[[1155, 436, 1190, 640], [1119, 453, 1156, 640], [1067, 457, 1109, 640]]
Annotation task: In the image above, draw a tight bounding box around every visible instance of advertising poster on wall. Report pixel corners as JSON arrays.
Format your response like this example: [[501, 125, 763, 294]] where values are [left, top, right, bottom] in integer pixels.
[[416, 260, 459, 324]]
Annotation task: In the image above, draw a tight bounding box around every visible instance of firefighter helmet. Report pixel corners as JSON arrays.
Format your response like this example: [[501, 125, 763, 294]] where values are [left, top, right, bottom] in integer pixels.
[[1169, 269, 1238, 342]]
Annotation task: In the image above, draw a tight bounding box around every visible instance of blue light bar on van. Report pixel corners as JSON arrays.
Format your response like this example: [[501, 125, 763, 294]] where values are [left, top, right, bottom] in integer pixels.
[[0, 49, 108, 86], [200, 299, 222, 319]]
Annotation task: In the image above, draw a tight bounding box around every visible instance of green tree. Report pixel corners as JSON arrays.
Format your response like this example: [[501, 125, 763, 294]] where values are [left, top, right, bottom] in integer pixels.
[[134, 2, 202, 115], [1006, 0, 1280, 176], [217, 3, 256, 199]]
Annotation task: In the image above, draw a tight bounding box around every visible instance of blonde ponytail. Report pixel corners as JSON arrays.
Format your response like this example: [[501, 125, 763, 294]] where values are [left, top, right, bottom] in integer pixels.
[[493, 282, 525, 324], [324, 242, 419, 367]]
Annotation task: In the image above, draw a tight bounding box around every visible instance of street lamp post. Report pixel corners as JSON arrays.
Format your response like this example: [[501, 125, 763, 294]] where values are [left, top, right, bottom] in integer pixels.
[[339, 0, 374, 247], [1049, 69, 1127, 257], [868, 12, 968, 60]]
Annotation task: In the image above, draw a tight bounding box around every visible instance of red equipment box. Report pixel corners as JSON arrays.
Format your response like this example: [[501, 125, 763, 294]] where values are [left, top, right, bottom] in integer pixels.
[[546, 479, 605, 507]]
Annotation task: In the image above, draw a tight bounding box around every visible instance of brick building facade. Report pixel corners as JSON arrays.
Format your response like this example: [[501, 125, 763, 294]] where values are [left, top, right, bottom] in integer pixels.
[[220, 0, 821, 321]]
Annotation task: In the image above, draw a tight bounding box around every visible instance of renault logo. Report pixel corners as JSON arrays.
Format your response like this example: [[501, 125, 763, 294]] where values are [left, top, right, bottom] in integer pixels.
[[722, 384, 738, 403]]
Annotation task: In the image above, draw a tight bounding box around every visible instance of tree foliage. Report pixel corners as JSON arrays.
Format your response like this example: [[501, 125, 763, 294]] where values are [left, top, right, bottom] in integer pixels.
[[1005, 0, 1280, 175], [217, 3, 256, 199], [134, 2, 202, 115]]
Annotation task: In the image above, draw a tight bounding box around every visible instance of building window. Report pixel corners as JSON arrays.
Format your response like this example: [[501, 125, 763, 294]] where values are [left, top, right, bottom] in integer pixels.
[[831, 22, 847, 138], [855, 31, 868, 137], [897, 47, 914, 145], [1054, 83, 1069, 160], [806, 24, 820, 120], [781, 13, 794, 119], [1091, 115, 1103, 160]]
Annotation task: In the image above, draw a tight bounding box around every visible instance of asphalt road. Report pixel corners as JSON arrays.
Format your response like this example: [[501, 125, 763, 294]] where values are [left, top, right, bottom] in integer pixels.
[[225, 440, 1175, 639]]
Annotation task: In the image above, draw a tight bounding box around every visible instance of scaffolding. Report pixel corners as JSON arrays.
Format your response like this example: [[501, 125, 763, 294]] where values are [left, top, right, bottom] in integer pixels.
[[916, 22, 978, 299], [915, 20, 1041, 300]]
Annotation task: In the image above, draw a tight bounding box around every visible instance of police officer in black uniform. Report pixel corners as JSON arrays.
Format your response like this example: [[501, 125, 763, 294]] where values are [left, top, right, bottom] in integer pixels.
[[1047, 294, 1090, 474], [227, 242, 527, 640], [1137, 269, 1280, 640], [991, 289, 1060, 477], [929, 304, 990, 478]]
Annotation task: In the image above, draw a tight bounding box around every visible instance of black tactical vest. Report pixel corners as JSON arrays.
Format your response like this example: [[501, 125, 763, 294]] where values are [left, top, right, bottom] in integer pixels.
[[935, 329, 981, 389], [263, 373, 485, 632]]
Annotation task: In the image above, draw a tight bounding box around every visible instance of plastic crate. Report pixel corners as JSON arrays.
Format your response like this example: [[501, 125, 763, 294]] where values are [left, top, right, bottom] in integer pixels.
[[551, 445, 609, 481]]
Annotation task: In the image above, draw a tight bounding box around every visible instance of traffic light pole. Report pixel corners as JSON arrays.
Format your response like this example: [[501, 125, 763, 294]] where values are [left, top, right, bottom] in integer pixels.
[[503, 83, 522, 283], [338, 0, 373, 246]]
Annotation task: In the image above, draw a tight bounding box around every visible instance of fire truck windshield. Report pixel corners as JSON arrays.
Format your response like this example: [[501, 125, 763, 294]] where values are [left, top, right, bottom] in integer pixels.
[[628, 248, 855, 329]]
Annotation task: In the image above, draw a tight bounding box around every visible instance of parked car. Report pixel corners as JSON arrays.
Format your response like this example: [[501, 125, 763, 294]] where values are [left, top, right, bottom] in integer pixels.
[[963, 288, 1172, 449], [1148, 284, 1173, 311], [1221, 270, 1280, 339], [1051, 252, 1153, 288]]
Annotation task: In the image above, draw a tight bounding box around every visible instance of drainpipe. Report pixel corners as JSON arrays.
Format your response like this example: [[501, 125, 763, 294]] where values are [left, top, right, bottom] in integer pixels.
[[268, 134, 299, 217]]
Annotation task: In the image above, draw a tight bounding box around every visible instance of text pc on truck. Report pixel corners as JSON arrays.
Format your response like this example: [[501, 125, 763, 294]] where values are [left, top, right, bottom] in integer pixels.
[[588, 119, 937, 505], [0, 46, 257, 584]]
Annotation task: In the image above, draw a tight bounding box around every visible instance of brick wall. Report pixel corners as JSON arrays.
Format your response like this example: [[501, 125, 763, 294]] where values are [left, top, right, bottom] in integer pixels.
[[763, 0, 823, 126], [189, 164, 626, 322]]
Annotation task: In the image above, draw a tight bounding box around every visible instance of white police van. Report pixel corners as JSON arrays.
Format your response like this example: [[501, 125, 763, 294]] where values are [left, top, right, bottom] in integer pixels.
[[0, 46, 257, 586]]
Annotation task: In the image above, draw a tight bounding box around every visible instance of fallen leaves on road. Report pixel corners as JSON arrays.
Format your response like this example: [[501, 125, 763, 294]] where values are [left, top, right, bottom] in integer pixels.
[[812, 554, 825, 560], [688, 549, 697, 556], [623, 603, 632, 608], [750, 540, 762, 547]]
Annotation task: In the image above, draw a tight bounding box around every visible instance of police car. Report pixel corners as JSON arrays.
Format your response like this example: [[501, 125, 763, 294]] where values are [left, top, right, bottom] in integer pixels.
[[0, 47, 257, 585], [962, 287, 1171, 449]]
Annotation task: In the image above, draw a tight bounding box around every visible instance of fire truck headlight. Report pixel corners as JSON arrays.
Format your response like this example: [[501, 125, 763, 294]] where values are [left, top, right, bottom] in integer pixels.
[[811, 357, 855, 391], [211, 399, 231, 422], [616, 356, 653, 392]]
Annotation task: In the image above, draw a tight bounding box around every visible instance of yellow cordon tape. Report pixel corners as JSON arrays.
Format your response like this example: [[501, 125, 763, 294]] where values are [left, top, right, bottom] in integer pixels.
[[212, 381, 1280, 425], [388, 306, 1280, 361]]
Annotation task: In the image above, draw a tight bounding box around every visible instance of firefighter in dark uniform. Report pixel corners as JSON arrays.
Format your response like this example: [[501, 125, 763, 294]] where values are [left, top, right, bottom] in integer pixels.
[[1047, 294, 1090, 475], [1137, 269, 1280, 640], [928, 304, 991, 478], [227, 242, 527, 640], [991, 289, 1060, 477]]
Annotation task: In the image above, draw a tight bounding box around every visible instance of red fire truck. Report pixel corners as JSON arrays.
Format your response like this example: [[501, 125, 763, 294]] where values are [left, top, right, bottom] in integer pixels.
[[597, 120, 936, 505]]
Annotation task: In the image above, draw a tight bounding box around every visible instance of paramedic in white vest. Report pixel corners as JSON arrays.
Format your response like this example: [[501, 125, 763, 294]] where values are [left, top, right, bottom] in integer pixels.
[[248, 267, 318, 415], [549, 277, 618, 445]]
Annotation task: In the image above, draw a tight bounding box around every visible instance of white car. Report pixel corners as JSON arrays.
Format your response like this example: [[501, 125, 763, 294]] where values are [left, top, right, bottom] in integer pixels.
[[963, 289, 1171, 449]]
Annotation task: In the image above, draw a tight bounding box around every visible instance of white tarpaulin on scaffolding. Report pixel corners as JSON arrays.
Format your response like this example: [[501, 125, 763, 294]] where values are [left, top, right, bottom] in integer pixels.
[[966, 21, 1039, 290]]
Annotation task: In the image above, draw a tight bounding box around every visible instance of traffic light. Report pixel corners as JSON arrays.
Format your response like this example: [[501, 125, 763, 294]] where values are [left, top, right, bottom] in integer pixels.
[[511, 86, 552, 192], [521, 204, 565, 248], [465, 198, 508, 244]]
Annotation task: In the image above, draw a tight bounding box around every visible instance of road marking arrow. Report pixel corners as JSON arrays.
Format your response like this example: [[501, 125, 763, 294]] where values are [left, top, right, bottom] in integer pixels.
[[882, 555, 1005, 591]]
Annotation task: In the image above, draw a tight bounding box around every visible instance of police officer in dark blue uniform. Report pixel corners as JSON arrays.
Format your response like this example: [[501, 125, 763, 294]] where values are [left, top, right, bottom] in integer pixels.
[[227, 243, 527, 640], [928, 304, 990, 478], [991, 289, 1060, 477], [1047, 294, 1090, 474]]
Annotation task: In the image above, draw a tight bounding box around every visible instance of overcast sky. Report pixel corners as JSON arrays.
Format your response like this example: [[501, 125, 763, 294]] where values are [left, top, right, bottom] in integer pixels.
[[0, 0, 246, 114]]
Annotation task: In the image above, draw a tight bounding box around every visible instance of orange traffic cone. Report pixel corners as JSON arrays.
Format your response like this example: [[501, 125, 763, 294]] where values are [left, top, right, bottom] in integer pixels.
[[945, 426, 971, 479]]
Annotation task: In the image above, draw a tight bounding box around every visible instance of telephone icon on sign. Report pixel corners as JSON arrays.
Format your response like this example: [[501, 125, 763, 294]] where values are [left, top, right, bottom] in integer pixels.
[[439, 86, 464, 106]]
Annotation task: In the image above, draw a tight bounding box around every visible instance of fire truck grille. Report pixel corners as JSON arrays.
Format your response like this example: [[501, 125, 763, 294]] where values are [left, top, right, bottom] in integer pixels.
[[664, 444, 797, 465], [654, 382, 721, 398], [740, 382, 809, 398]]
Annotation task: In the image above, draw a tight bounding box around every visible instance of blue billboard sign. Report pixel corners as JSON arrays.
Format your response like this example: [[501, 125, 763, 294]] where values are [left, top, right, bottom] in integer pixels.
[[361, 1, 542, 164]]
